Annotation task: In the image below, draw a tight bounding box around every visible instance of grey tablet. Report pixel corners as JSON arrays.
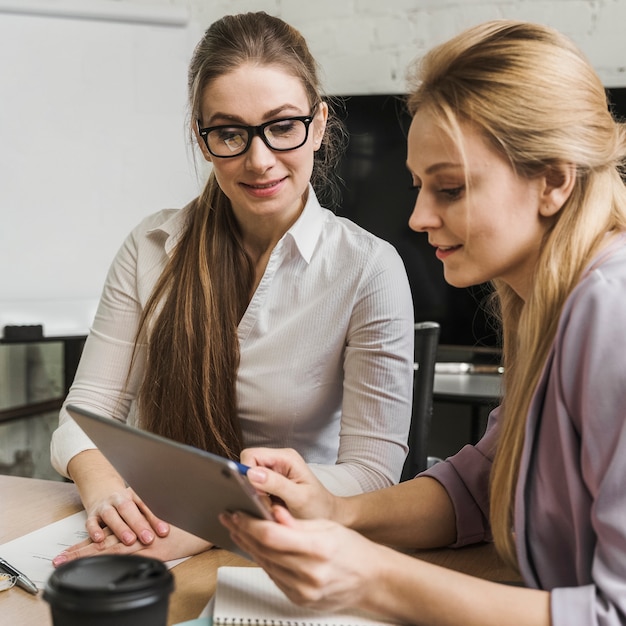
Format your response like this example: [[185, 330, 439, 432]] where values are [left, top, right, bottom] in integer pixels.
[[66, 404, 274, 557]]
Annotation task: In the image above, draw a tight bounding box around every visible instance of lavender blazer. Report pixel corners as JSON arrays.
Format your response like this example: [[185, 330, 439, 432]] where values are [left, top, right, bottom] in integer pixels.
[[424, 237, 626, 625]]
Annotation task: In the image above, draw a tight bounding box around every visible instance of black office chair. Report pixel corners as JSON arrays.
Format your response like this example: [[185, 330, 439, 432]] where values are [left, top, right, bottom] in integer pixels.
[[401, 321, 441, 481]]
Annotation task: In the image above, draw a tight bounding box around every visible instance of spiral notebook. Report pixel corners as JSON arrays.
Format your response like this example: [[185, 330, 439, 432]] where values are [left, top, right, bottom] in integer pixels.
[[213, 566, 399, 626]]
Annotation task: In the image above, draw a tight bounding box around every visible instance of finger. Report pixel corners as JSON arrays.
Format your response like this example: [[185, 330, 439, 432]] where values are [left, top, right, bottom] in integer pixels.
[[52, 533, 142, 567], [101, 493, 156, 545], [228, 524, 319, 592], [222, 510, 310, 560], [241, 448, 307, 479], [245, 466, 312, 513], [254, 557, 322, 607], [65, 526, 112, 552], [98, 503, 139, 546], [220, 512, 272, 559], [272, 505, 297, 527], [85, 515, 108, 543], [135, 496, 170, 537]]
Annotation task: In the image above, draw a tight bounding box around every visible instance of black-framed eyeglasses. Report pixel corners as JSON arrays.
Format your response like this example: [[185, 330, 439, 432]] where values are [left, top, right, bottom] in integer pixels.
[[197, 106, 318, 158]]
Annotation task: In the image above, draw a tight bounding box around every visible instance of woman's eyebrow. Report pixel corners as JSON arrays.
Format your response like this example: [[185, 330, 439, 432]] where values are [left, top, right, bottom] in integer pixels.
[[204, 104, 305, 126], [405, 160, 463, 178], [424, 162, 464, 175]]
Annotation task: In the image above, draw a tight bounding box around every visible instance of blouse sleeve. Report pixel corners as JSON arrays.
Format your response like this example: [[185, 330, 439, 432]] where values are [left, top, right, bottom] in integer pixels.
[[50, 224, 148, 477], [421, 406, 500, 546], [309, 241, 415, 495], [550, 259, 626, 626]]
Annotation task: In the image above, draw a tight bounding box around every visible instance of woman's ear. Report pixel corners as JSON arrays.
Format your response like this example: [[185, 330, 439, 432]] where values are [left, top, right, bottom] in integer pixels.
[[539, 163, 576, 217], [193, 121, 213, 163], [312, 101, 328, 151]]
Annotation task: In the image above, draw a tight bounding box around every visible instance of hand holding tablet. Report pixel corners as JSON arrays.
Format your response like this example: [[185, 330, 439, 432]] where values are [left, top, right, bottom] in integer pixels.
[[66, 404, 274, 557]]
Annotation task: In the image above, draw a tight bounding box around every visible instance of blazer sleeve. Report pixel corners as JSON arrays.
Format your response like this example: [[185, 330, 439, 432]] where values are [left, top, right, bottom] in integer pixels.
[[421, 406, 501, 547], [550, 259, 626, 626]]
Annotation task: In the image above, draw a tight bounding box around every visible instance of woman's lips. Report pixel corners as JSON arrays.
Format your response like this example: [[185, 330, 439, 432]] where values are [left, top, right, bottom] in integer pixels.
[[241, 178, 285, 197], [435, 244, 461, 261]]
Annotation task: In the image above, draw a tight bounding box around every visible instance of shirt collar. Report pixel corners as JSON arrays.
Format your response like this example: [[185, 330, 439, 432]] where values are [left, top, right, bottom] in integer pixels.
[[146, 186, 326, 263], [146, 201, 194, 256], [284, 185, 326, 264]]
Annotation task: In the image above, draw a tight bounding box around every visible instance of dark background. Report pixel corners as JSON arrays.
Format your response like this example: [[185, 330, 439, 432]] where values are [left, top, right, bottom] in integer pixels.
[[335, 88, 626, 348]]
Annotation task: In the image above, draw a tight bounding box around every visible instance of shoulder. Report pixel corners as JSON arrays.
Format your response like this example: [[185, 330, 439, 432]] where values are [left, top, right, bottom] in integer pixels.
[[301, 188, 400, 266], [132, 207, 187, 237], [301, 210, 411, 306], [321, 211, 402, 265], [110, 205, 191, 269], [554, 241, 626, 415], [562, 242, 626, 328], [549, 243, 626, 496], [121, 204, 192, 253]]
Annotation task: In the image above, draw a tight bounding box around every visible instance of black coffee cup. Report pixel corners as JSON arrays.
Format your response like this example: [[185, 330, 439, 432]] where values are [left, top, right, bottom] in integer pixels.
[[43, 555, 174, 626]]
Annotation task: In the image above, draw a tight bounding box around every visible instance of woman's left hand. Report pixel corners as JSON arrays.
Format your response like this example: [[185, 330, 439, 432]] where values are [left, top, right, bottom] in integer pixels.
[[52, 523, 212, 567], [220, 505, 384, 612]]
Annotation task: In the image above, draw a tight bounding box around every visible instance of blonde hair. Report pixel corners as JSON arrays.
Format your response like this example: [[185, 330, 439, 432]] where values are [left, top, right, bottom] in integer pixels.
[[407, 20, 626, 568], [133, 12, 346, 459]]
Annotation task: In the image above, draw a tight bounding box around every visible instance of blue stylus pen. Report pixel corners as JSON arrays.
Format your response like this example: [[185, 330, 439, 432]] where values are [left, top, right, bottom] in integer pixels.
[[234, 461, 249, 475]]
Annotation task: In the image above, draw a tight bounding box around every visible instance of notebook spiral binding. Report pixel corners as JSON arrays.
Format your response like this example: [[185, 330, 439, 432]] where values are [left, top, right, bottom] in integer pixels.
[[213, 617, 353, 626]]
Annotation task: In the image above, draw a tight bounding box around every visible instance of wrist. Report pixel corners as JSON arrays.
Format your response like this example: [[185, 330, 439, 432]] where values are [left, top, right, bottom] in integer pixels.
[[332, 494, 358, 528], [67, 449, 126, 506]]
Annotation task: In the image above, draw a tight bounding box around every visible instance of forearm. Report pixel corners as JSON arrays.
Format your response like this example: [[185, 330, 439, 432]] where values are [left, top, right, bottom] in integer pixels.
[[222, 504, 548, 626], [337, 476, 457, 549], [308, 463, 370, 496], [365, 546, 550, 626]]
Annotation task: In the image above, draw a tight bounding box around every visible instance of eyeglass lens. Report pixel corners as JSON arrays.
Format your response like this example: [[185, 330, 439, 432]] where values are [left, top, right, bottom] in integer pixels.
[[207, 118, 309, 157]]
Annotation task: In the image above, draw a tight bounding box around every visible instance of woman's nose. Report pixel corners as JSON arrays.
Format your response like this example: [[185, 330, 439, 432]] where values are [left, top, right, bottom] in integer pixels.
[[408, 194, 440, 233], [244, 135, 276, 171]]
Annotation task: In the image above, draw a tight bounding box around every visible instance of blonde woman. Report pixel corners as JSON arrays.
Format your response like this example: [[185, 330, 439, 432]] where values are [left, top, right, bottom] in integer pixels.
[[221, 20, 626, 626]]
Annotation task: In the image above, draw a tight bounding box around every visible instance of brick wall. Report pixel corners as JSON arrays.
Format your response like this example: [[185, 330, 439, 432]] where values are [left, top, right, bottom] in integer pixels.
[[130, 0, 626, 92]]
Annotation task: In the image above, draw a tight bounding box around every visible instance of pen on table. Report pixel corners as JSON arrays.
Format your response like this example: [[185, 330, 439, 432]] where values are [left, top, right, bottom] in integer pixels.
[[0, 557, 39, 595], [434, 362, 504, 375]]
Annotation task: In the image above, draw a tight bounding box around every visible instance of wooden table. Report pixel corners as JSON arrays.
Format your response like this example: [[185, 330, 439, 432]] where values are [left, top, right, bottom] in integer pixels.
[[0, 475, 521, 625]]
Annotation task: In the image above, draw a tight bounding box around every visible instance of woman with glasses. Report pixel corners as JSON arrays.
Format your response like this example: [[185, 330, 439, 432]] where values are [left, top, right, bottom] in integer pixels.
[[49, 11, 414, 564], [221, 20, 626, 626]]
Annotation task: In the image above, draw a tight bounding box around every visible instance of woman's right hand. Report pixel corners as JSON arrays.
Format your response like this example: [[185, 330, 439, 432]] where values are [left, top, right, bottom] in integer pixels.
[[82, 485, 170, 546], [240, 447, 340, 521], [220, 505, 390, 616], [67, 449, 170, 547]]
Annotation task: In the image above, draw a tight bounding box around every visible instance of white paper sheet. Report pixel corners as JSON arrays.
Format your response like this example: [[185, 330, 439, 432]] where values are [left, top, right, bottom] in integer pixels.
[[0, 511, 186, 590]]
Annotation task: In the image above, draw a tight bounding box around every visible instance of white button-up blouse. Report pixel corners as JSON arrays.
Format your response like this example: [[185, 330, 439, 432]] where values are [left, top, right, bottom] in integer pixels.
[[51, 188, 415, 495]]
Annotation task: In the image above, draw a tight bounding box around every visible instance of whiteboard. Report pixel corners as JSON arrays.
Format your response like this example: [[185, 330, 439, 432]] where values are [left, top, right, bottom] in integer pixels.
[[0, 2, 204, 336]]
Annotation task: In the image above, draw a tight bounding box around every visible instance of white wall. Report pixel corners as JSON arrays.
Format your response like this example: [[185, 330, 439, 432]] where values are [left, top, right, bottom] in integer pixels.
[[0, 3, 201, 334], [131, 0, 626, 92]]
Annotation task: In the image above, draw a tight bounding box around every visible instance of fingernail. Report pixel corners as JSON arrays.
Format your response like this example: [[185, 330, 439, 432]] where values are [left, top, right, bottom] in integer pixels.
[[247, 467, 267, 483], [122, 531, 135, 545], [157, 523, 168, 535], [53, 553, 68, 567], [140, 531, 154, 544]]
